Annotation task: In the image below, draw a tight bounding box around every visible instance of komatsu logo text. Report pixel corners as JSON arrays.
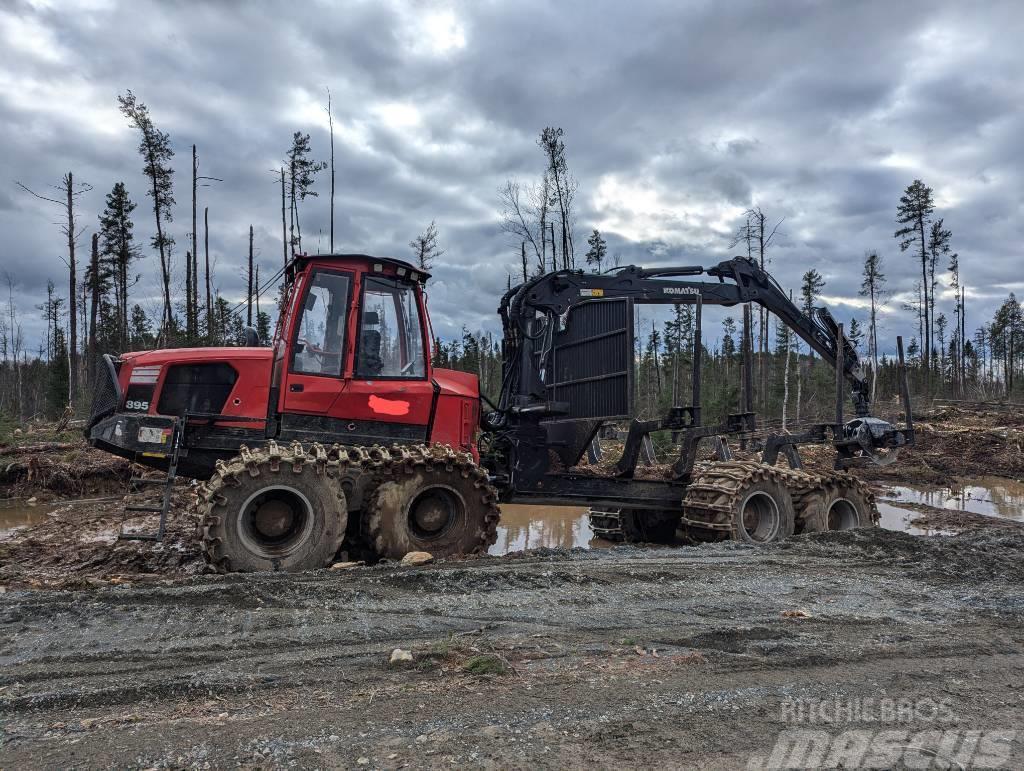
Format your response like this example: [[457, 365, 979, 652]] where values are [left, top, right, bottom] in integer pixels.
[[663, 287, 701, 296]]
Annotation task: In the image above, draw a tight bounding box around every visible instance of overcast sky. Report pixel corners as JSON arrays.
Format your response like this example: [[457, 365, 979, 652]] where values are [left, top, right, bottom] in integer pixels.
[[2, 0, 1022, 354]]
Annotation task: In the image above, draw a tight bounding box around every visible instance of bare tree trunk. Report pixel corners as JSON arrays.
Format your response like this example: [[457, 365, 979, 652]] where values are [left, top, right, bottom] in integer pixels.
[[281, 168, 288, 267], [88, 233, 99, 377], [327, 89, 335, 253], [204, 206, 211, 337], [247, 225, 254, 327], [288, 159, 296, 251], [66, 172, 78, 400], [782, 328, 792, 431], [917, 216, 930, 394], [191, 144, 198, 340]]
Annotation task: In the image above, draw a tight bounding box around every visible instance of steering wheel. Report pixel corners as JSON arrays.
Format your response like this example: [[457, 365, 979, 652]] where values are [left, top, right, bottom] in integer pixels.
[[297, 337, 325, 360]]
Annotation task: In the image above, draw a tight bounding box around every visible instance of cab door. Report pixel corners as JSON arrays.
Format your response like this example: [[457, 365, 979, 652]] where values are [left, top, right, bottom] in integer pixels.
[[281, 268, 353, 415], [332, 274, 435, 444]]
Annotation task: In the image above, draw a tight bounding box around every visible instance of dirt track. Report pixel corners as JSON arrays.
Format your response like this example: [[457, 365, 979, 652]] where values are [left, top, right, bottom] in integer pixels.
[[2, 529, 1022, 769]]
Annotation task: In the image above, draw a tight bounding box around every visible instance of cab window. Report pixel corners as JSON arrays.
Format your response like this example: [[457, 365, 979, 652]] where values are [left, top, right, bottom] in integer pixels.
[[291, 270, 351, 376], [356, 277, 426, 378]]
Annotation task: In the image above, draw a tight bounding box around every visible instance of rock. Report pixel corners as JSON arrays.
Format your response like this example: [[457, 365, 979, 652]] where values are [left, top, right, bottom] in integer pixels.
[[389, 648, 413, 665], [26, 496, 38, 505], [401, 551, 433, 566], [13, 428, 21, 436], [330, 561, 364, 570], [356, 757, 369, 765], [781, 609, 811, 619]]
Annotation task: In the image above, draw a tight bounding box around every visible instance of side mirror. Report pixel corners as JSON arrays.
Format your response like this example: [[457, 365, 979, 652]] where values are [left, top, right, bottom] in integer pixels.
[[242, 326, 260, 347]]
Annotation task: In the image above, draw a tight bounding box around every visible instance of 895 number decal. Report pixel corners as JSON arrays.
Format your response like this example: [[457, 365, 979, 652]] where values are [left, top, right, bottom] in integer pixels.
[[125, 400, 150, 411]]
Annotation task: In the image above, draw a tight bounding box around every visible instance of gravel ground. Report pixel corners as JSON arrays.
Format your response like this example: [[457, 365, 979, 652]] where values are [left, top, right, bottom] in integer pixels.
[[1, 528, 1022, 769]]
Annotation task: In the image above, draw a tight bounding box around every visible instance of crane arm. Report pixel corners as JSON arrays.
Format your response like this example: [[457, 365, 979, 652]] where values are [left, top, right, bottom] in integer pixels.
[[497, 257, 870, 416]]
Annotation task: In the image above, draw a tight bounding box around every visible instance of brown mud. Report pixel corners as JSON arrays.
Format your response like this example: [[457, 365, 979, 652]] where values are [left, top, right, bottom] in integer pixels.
[[1, 529, 1022, 768], [1, 405, 1022, 589]]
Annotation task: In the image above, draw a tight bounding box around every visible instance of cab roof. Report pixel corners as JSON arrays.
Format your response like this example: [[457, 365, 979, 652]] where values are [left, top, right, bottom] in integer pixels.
[[286, 253, 430, 283]]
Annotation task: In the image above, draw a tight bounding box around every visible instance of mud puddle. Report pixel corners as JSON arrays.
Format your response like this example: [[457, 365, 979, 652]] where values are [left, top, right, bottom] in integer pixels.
[[0, 499, 52, 536], [490, 504, 612, 555], [878, 476, 1024, 535]]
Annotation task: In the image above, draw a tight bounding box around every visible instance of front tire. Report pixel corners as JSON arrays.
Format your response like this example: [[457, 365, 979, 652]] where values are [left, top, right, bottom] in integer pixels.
[[200, 443, 348, 572]]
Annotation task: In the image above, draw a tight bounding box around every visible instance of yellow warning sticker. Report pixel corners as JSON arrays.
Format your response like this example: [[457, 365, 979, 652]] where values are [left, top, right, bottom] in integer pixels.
[[580, 288, 605, 297]]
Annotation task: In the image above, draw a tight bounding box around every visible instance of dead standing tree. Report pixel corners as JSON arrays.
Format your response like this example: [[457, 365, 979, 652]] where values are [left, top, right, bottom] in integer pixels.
[[410, 221, 445, 272], [191, 145, 222, 341], [118, 91, 175, 337], [16, 172, 92, 401], [538, 127, 577, 269], [730, 207, 783, 417], [285, 132, 326, 253], [326, 88, 336, 253]]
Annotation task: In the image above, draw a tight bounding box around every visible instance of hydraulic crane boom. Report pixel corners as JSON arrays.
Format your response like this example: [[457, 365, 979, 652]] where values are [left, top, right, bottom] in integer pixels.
[[498, 256, 870, 416], [486, 256, 913, 503]]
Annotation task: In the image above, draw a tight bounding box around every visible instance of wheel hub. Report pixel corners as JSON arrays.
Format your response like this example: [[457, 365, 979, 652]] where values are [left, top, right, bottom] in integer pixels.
[[238, 486, 313, 555], [827, 498, 859, 530], [739, 491, 781, 542], [253, 499, 294, 539], [408, 488, 463, 539]]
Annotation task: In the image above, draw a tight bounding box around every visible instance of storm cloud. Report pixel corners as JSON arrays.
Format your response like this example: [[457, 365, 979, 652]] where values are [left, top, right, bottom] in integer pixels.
[[1, 0, 1022, 351]]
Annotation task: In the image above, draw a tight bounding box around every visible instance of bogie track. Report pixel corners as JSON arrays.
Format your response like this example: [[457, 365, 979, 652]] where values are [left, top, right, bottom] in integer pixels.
[[197, 441, 500, 573], [590, 461, 878, 545]]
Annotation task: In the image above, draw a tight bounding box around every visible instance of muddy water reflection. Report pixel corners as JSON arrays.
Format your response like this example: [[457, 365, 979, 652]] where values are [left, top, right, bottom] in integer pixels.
[[490, 504, 610, 556], [886, 477, 1024, 519], [0, 500, 50, 536], [878, 476, 1024, 534]]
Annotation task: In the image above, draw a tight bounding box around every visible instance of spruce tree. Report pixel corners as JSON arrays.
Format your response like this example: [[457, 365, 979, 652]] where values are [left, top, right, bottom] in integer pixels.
[[895, 179, 935, 384]]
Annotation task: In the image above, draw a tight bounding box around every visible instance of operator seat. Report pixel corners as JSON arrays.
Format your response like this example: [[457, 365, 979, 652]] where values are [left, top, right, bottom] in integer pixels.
[[357, 311, 383, 376]]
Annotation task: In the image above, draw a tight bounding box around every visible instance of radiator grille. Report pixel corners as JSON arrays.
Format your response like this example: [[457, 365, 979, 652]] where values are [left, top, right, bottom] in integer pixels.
[[88, 354, 122, 428], [546, 298, 633, 420]]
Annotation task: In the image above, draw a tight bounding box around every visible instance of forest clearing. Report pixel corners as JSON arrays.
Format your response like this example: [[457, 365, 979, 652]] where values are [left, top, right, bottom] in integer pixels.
[[4, 1, 1024, 767]]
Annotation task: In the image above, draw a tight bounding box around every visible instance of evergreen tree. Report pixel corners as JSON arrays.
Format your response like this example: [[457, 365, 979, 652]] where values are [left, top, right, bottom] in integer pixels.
[[410, 221, 445, 272], [129, 304, 153, 349], [895, 179, 935, 382], [286, 131, 326, 251], [118, 91, 175, 335], [859, 251, 886, 403], [46, 326, 69, 418], [847, 317, 864, 350], [800, 269, 825, 361], [255, 310, 272, 345], [584, 229, 607, 272]]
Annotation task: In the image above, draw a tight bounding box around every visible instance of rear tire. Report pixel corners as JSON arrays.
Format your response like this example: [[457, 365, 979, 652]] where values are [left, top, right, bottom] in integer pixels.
[[731, 477, 796, 543], [801, 478, 878, 532], [362, 446, 499, 561], [200, 444, 348, 573]]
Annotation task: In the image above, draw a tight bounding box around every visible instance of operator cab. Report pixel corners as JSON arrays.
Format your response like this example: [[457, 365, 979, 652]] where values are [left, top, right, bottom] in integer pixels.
[[281, 253, 428, 375]]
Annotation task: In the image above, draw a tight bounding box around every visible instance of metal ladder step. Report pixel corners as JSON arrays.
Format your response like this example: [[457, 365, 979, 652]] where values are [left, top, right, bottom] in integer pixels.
[[118, 417, 183, 543], [129, 477, 166, 486]]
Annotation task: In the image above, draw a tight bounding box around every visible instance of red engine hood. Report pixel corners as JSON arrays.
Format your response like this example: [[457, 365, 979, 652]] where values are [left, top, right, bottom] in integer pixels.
[[432, 367, 479, 398], [121, 347, 274, 366]]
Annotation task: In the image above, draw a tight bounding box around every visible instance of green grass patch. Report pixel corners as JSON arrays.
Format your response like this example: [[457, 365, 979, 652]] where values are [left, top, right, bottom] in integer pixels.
[[462, 654, 508, 676]]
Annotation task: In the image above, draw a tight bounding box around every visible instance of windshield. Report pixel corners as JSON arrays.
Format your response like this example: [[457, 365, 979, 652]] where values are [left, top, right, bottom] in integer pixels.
[[356, 277, 426, 378]]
